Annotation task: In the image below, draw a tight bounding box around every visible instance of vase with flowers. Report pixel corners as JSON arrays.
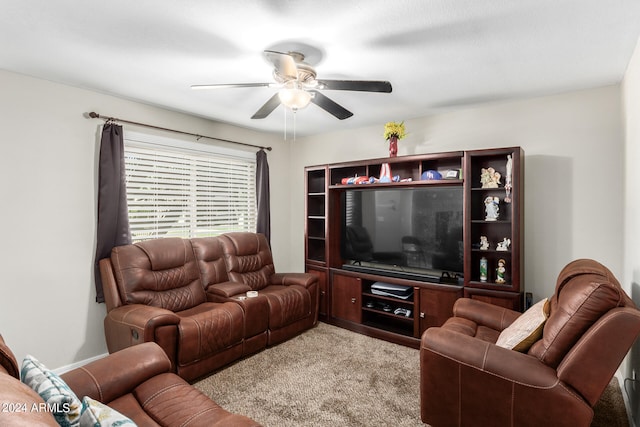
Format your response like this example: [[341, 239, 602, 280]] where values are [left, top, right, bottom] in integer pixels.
[[383, 121, 407, 157]]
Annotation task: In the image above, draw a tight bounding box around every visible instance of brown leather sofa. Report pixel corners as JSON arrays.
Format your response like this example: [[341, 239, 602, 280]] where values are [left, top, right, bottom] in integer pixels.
[[0, 335, 260, 426], [100, 233, 318, 381], [100, 237, 245, 382], [214, 232, 319, 346], [420, 259, 640, 427]]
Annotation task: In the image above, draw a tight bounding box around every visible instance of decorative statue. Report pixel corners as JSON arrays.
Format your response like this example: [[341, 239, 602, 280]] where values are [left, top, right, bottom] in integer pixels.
[[504, 154, 513, 203], [496, 259, 507, 284], [484, 196, 500, 221], [479, 236, 490, 250], [480, 167, 501, 188], [496, 238, 511, 251]]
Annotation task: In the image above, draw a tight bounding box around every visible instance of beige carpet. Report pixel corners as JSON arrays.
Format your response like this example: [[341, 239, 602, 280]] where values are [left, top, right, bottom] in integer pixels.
[[194, 322, 628, 427]]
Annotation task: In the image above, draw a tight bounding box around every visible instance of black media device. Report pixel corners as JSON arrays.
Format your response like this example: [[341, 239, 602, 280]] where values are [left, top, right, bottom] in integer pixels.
[[340, 186, 463, 282]]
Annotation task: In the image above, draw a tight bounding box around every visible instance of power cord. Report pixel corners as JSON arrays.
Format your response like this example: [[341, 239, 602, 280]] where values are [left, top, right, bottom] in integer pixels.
[[623, 377, 640, 423]]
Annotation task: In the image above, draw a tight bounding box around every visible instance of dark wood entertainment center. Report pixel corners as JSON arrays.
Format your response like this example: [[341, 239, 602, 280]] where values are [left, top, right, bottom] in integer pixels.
[[304, 147, 524, 348]]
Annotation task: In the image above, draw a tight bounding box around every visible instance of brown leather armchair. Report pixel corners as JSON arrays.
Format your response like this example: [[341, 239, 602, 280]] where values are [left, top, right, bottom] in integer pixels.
[[215, 232, 320, 346], [99, 237, 245, 382], [420, 259, 640, 427], [0, 335, 260, 426]]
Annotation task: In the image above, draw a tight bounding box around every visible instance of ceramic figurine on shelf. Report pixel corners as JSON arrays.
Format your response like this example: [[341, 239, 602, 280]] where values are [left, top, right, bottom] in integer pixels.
[[479, 235, 490, 250], [480, 167, 501, 188], [480, 257, 488, 282], [504, 154, 513, 203], [496, 259, 507, 284], [496, 238, 511, 251], [484, 196, 500, 221]]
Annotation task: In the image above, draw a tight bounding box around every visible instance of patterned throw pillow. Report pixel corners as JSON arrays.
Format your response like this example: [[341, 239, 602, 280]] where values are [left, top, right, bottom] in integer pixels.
[[20, 355, 83, 426], [495, 298, 550, 352], [79, 397, 135, 427]]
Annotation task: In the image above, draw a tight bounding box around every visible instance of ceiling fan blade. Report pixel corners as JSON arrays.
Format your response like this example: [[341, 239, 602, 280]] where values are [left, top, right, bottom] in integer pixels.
[[316, 79, 392, 93], [264, 50, 298, 80], [251, 93, 281, 119], [191, 83, 273, 90], [310, 91, 353, 120]]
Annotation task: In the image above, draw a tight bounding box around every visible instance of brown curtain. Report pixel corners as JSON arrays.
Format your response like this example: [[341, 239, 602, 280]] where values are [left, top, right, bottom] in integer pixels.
[[94, 123, 131, 302], [256, 149, 271, 243]]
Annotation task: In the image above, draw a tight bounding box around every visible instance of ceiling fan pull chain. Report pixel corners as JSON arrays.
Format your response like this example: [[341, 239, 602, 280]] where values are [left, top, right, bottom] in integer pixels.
[[283, 107, 287, 141]]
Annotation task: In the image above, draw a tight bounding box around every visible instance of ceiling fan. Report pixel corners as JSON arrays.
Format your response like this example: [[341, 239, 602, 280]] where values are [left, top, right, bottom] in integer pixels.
[[191, 50, 392, 120]]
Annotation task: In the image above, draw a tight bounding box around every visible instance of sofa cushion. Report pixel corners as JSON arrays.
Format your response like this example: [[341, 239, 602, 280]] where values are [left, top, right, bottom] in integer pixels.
[[21, 355, 82, 426], [191, 237, 230, 286], [111, 372, 259, 426], [79, 396, 134, 427], [260, 285, 312, 329], [496, 298, 549, 352], [176, 302, 244, 366], [111, 238, 206, 311], [219, 232, 275, 290], [529, 259, 626, 367]]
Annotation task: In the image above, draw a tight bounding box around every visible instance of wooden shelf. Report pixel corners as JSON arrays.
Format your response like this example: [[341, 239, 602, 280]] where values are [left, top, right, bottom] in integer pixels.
[[304, 148, 524, 347]]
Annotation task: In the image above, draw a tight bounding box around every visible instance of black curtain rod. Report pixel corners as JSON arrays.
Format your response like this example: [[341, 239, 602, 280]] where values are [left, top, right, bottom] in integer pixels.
[[87, 111, 272, 151]]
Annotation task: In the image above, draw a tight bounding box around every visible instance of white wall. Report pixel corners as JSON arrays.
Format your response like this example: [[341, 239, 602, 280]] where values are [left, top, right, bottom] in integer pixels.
[[0, 70, 287, 369], [290, 85, 625, 303], [622, 35, 640, 424]]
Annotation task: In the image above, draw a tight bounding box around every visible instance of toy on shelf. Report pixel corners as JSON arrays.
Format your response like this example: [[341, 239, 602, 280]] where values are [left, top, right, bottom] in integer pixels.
[[484, 196, 500, 221], [479, 236, 490, 250], [496, 238, 511, 251], [495, 258, 507, 284], [480, 167, 501, 188], [341, 176, 370, 185]]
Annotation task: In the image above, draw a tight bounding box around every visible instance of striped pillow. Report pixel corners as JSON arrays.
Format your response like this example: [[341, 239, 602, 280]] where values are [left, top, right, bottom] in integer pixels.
[[21, 355, 82, 427]]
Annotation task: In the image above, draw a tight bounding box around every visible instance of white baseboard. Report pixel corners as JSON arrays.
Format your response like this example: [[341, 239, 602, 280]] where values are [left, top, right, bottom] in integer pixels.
[[52, 353, 108, 375]]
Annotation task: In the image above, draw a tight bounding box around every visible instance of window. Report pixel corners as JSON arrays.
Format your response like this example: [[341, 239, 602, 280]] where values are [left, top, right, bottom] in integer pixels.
[[123, 132, 256, 242]]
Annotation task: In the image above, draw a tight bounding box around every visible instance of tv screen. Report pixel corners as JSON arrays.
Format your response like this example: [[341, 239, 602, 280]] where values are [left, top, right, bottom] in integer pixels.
[[341, 186, 463, 279]]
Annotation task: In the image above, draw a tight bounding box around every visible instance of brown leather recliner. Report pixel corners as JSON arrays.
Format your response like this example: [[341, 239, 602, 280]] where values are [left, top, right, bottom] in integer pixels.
[[191, 236, 270, 356], [420, 259, 640, 427], [100, 237, 245, 382], [0, 335, 260, 426], [215, 232, 319, 346]]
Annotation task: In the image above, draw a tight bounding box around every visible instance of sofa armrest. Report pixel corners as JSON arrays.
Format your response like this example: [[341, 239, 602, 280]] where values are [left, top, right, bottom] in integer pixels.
[[104, 304, 180, 353], [0, 334, 19, 378], [99, 258, 123, 312], [422, 327, 558, 387], [421, 327, 593, 427], [270, 272, 318, 289], [452, 297, 521, 332], [61, 342, 171, 404], [206, 281, 251, 299]]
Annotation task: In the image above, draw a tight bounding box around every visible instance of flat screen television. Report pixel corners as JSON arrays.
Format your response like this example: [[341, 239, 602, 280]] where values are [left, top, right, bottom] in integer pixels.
[[340, 186, 463, 282]]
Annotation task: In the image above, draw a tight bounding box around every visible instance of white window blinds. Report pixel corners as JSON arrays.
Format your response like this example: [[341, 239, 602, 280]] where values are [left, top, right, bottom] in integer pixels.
[[123, 134, 256, 242]]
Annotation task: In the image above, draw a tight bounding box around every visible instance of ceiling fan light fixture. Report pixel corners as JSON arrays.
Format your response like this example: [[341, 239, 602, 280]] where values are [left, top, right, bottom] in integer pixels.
[[278, 82, 311, 111]]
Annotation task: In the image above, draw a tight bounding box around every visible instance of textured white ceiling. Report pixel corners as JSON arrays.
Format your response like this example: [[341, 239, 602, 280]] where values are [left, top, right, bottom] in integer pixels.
[[1, 0, 639, 136]]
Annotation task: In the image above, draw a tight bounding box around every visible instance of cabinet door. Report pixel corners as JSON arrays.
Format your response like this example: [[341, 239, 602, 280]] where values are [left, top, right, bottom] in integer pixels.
[[418, 287, 463, 335], [331, 273, 362, 323], [306, 266, 328, 317]]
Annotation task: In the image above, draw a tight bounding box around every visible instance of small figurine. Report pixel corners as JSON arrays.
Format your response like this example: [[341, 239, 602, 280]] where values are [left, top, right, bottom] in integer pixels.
[[484, 196, 500, 221], [479, 236, 490, 250], [480, 167, 501, 189], [496, 259, 507, 284], [480, 257, 488, 282], [379, 163, 393, 183], [496, 238, 511, 251]]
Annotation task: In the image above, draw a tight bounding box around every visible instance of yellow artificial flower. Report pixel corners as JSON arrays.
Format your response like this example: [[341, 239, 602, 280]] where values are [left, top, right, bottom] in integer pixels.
[[384, 121, 407, 140]]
